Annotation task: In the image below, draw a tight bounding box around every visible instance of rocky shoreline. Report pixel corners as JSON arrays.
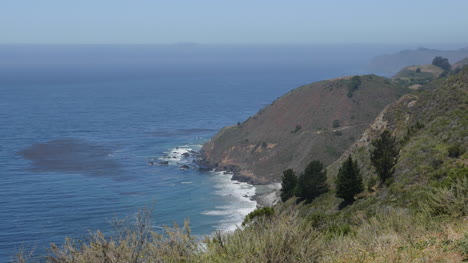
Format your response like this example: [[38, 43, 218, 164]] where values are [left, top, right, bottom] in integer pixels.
[[195, 150, 280, 207], [195, 149, 272, 185], [151, 146, 281, 208], [251, 183, 281, 207]]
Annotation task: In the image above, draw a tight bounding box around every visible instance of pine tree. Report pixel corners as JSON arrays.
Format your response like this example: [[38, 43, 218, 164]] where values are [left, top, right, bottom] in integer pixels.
[[280, 169, 297, 202], [297, 160, 328, 203], [370, 130, 399, 184], [335, 156, 364, 202]]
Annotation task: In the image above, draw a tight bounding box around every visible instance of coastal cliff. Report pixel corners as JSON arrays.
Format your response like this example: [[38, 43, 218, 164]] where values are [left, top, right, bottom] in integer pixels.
[[198, 75, 404, 184]]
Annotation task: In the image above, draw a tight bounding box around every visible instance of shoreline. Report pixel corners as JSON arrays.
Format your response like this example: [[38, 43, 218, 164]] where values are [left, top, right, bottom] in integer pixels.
[[195, 149, 281, 207], [251, 182, 281, 207], [158, 145, 280, 232]]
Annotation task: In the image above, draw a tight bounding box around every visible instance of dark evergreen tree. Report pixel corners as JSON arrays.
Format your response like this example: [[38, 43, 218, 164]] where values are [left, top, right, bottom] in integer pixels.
[[335, 156, 364, 202], [432, 56, 451, 71], [280, 169, 297, 202], [347, 76, 362, 97], [370, 130, 399, 184], [297, 160, 328, 203]]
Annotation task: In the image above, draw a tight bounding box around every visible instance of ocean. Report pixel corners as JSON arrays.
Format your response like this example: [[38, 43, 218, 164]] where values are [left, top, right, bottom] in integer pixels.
[[0, 44, 404, 261]]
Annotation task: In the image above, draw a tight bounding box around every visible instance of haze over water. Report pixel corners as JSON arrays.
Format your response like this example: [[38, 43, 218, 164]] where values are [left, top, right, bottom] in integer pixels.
[[0, 44, 415, 261]]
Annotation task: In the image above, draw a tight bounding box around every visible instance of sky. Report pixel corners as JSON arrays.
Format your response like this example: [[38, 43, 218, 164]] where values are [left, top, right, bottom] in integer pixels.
[[1, 0, 468, 45]]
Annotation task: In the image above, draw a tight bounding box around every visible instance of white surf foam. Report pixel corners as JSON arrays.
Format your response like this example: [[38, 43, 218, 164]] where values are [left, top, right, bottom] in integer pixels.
[[158, 144, 201, 165], [202, 171, 257, 233], [158, 144, 257, 233]]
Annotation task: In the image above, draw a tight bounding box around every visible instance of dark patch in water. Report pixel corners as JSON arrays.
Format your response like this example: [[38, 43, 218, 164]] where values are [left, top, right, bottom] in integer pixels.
[[148, 128, 215, 137], [17, 138, 122, 176]]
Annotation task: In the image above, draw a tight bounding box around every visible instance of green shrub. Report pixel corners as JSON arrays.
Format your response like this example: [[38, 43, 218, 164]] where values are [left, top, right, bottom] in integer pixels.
[[448, 144, 464, 158], [418, 177, 468, 218], [385, 177, 395, 187], [242, 207, 274, 226], [458, 233, 468, 256], [306, 213, 328, 229], [326, 223, 353, 239]]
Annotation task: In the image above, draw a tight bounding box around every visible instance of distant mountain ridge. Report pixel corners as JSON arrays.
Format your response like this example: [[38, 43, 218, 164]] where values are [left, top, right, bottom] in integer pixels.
[[368, 46, 468, 75]]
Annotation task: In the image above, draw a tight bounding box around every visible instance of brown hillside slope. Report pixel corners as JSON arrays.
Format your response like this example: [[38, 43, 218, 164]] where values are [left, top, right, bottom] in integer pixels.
[[199, 75, 404, 184]]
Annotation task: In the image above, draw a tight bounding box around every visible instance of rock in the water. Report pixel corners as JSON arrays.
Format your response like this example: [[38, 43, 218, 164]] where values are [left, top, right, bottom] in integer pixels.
[[147, 162, 155, 165], [180, 165, 190, 169], [182, 152, 190, 158], [158, 161, 169, 165]]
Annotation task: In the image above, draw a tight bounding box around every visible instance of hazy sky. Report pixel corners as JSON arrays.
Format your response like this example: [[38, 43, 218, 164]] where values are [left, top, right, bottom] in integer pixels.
[[2, 0, 468, 44]]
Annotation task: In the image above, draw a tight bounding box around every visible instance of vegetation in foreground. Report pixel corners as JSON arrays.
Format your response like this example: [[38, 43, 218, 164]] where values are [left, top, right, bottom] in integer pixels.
[[15, 183, 468, 263]]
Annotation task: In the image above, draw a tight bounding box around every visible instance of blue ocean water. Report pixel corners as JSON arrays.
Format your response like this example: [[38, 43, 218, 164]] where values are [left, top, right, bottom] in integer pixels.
[[0, 44, 403, 261]]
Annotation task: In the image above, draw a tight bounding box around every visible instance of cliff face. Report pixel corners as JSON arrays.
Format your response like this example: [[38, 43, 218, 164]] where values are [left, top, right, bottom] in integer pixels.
[[199, 75, 404, 184]]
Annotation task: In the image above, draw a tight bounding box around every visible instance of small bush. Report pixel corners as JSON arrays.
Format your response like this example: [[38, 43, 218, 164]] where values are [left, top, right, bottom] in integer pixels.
[[385, 177, 395, 187], [306, 213, 328, 229], [326, 223, 353, 239], [448, 144, 464, 158], [242, 207, 274, 226]]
